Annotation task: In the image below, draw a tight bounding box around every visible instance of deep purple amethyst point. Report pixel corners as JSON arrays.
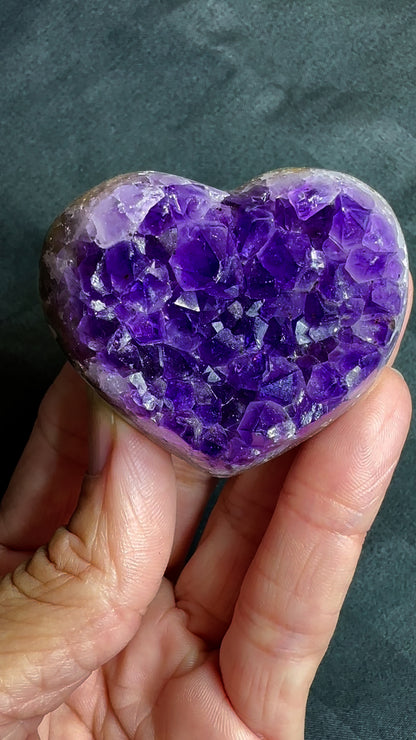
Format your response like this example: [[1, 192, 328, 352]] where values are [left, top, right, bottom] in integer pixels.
[[40, 169, 408, 475]]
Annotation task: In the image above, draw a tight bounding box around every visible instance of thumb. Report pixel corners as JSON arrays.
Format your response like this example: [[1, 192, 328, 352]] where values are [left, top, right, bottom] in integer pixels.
[[0, 397, 176, 728]]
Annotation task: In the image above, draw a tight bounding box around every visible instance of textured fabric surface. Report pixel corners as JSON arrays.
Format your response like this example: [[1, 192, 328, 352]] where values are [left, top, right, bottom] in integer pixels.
[[1, 1, 415, 736]]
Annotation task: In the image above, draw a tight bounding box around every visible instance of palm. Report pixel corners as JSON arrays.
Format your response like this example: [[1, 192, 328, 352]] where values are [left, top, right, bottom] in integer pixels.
[[45, 580, 248, 739], [0, 362, 411, 740]]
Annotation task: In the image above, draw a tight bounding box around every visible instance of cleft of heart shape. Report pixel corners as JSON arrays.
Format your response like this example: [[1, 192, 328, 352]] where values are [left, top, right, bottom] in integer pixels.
[[40, 168, 409, 475]]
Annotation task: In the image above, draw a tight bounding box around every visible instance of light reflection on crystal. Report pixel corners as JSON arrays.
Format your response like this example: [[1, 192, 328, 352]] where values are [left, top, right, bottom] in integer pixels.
[[40, 169, 408, 475]]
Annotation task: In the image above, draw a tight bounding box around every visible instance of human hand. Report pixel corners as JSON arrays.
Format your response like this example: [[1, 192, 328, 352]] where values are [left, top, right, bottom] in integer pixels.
[[0, 341, 411, 738]]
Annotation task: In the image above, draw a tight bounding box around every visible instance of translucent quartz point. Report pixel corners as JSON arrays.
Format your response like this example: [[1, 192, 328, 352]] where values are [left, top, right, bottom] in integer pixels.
[[40, 169, 408, 475]]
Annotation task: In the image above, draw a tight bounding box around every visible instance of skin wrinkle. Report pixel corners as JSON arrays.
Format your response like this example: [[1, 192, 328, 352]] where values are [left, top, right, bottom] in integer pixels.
[[278, 490, 376, 539], [223, 640, 311, 739], [109, 666, 160, 733], [253, 525, 364, 620], [46, 671, 101, 735], [0, 364, 411, 738], [107, 490, 164, 564], [103, 587, 209, 736], [96, 672, 130, 740], [114, 426, 171, 505], [261, 669, 310, 740], [3, 410, 174, 728], [70, 476, 109, 562], [42, 703, 93, 739], [28, 534, 106, 593], [295, 441, 376, 506], [253, 666, 306, 740], [46, 530, 99, 580], [0, 655, 87, 721], [105, 663, 155, 736], [0, 718, 44, 740], [158, 655, 234, 740], [250, 556, 343, 624], [3, 640, 90, 711], [1, 526, 146, 726], [7, 560, 77, 605], [2, 604, 88, 675], [222, 651, 304, 740], [184, 667, 240, 740], [289, 538, 353, 609], [235, 572, 337, 658], [105, 437, 175, 584]]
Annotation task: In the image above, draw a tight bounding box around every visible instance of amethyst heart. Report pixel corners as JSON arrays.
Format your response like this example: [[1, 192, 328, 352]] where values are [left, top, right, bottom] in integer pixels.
[[39, 169, 408, 475]]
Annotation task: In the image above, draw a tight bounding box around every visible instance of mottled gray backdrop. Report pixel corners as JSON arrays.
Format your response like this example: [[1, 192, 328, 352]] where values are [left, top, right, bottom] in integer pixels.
[[1, 1, 416, 737]]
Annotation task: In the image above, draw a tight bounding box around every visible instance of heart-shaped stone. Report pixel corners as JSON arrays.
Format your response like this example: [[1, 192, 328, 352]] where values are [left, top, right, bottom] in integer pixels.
[[40, 169, 408, 475]]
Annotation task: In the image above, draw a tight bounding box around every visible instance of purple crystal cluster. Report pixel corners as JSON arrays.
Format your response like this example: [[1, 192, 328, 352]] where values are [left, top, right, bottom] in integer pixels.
[[40, 169, 408, 475]]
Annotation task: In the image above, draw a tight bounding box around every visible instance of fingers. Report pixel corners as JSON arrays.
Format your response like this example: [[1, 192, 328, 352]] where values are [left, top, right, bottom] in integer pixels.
[[219, 368, 411, 739], [0, 361, 214, 577], [168, 455, 215, 575], [0, 401, 176, 730], [175, 450, 296, 644], [0, 364, 89, 558]]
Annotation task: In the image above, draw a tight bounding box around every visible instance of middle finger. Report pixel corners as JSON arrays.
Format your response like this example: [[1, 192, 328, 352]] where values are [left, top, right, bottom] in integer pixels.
[[175, 449, 295, 645]]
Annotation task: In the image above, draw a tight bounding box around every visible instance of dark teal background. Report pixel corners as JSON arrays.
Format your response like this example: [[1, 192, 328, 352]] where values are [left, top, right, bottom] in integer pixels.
[[1, 1, 416, 736]]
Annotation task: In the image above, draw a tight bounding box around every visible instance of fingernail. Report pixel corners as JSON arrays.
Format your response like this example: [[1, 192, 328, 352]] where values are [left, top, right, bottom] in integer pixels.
[[88, 390, 114, 475], [390, 366, 404, 380]]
